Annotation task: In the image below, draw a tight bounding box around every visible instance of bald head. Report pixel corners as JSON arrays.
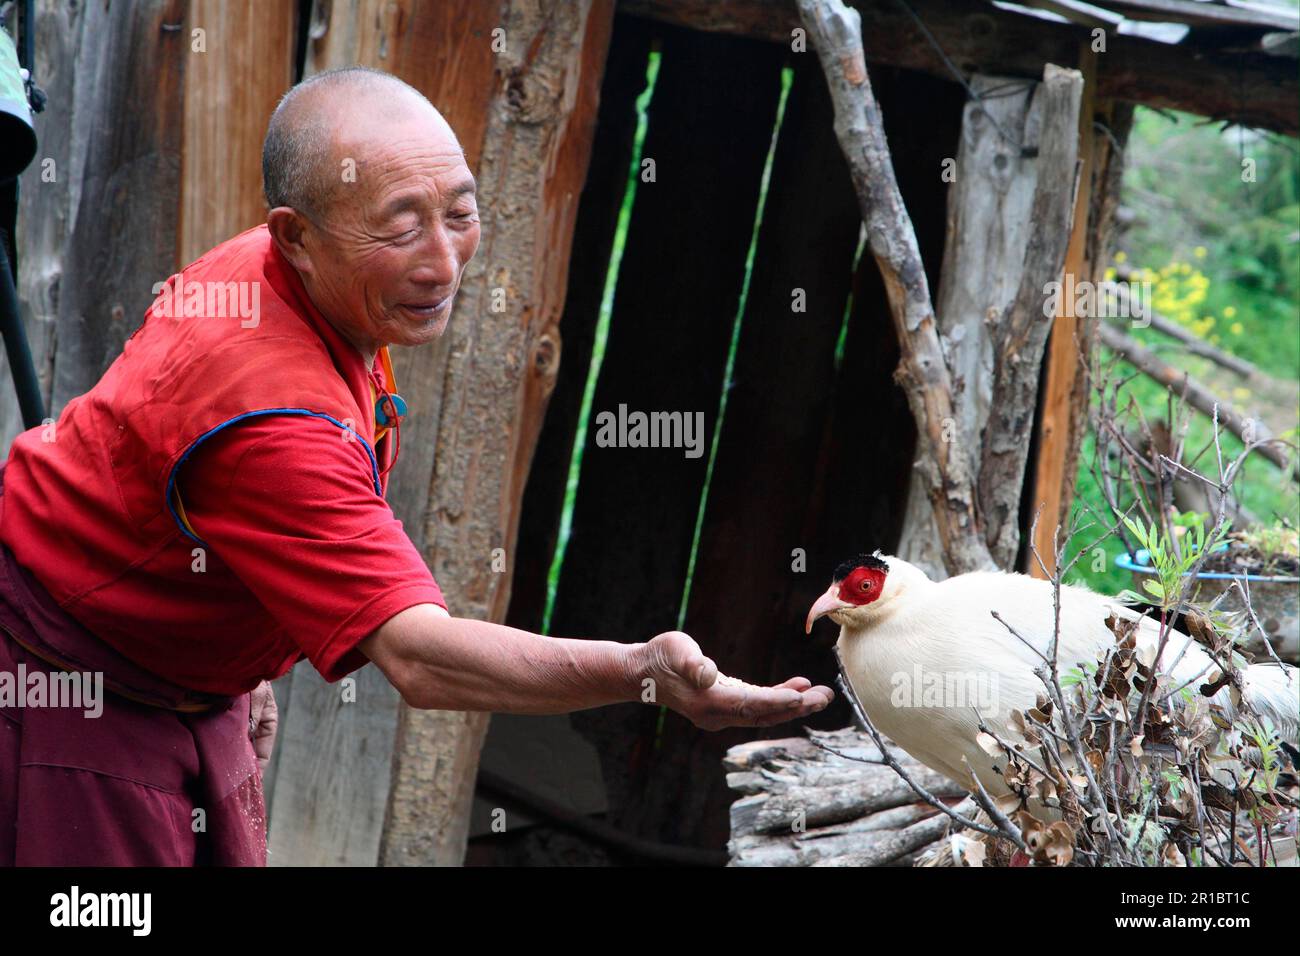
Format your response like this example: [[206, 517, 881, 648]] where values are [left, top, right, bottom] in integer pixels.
[[262, 66, 458, 222], [261, 66, 479, 364]]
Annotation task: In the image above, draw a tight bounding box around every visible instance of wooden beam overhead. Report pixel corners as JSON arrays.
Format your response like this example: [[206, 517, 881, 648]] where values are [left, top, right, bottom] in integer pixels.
[[618, 0, 1300, 134], [1097, 0, 1298, 31]]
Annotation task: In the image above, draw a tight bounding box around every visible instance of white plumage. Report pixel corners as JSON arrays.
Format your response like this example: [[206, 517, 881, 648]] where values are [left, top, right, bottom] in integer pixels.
[[806, 553, 1298, 803]]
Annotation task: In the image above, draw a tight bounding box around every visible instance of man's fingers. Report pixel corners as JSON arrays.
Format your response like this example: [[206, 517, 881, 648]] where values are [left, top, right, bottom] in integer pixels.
[[807, 684, 835, 705], [749, 691, 833, 727], [776, 676, 813, 692], [729, 685, 802, 723]]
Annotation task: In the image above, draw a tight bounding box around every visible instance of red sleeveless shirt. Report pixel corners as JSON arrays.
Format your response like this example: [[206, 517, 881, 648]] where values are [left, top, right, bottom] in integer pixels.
[[0, 224, 444, 694]]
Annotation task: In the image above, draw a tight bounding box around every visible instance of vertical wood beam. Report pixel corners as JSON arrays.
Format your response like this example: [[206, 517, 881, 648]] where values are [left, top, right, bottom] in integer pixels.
[[378, 0, 618, 866], [271, 0, 617, 866], [45, 0, 188, 413], [4, 0, 85, 446], [1027, 44, 1097, 577], [180, 1, 297, 264], [899, 75, 1042, 578]]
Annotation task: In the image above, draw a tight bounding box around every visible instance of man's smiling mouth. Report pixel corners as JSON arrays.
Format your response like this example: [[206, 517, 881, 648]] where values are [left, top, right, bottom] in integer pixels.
[[400, 297, 450, 317]]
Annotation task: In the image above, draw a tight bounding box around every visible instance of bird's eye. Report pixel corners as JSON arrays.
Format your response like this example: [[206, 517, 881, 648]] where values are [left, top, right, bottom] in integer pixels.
[[860, 580, 871, 591]]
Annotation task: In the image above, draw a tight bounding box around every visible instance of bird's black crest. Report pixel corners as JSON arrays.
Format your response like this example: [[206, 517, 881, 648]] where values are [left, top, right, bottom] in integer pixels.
[[832, 552, 888, 581]]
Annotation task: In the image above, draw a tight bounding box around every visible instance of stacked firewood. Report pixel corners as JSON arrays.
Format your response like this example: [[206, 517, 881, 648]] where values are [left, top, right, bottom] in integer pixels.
[[725, 727, 972, 866]]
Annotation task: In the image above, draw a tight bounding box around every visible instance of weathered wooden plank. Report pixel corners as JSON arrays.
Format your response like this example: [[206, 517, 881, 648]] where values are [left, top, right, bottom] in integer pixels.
[[1027, 45, 1097, 576], [381, 0, 620, 866], [977, 63, 1083, 569], [45, 0, 187, 412], [179, 0, 297, 264], [266, 666, 403, 865], [617, 0, 1300, 135], [1058, 98, 1133, 519], [3, 0, 84, 447], [898, 74, 1044, 579], [544, 22, 785, 846]]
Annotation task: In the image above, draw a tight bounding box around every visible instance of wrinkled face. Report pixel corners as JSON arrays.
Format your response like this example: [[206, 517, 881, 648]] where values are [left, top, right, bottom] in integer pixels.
[[284, 101, 480, 356], [805, 554, 892, 633]]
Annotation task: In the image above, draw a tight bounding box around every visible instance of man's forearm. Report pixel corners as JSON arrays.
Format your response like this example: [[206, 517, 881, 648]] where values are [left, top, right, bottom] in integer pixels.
[[361, 603, 644, 713]]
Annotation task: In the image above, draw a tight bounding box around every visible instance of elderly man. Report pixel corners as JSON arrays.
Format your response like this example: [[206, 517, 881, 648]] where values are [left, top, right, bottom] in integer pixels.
[[0, 67, 831, 865]]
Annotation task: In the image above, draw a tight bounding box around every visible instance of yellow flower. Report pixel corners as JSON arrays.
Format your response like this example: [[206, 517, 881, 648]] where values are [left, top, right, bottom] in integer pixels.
[[1223, 306, 1237, 318], [1193, 246, 1207, 258], [1114, 251, 1128, 264], [1104, 266, 1117, 282], [1230, 322, 1244, 335]]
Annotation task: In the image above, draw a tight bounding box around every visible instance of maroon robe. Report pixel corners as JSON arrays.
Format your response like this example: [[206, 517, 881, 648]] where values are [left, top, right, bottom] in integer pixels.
[[0, 462, 266, 865]]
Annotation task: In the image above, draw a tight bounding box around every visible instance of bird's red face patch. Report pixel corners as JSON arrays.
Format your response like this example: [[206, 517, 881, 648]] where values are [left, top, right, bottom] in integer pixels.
[[836, 565, 887, 606]]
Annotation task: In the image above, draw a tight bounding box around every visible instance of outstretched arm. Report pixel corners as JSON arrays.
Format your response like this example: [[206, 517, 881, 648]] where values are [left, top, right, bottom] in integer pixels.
[[358, 604, 833, 729]]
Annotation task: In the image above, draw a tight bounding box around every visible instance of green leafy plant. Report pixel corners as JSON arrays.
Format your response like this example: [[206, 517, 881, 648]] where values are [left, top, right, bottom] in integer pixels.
[[1114, 511, 1228, 612]]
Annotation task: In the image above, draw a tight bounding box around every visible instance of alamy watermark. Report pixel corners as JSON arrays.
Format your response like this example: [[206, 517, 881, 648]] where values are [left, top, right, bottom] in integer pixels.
[[151, 276, 261, 328], [0, 665, 103, 718], [50, 886, 150, 936], [593, 404, 705, 459], [890, 662, 999, 717], [1043, 275, 1152, 327]]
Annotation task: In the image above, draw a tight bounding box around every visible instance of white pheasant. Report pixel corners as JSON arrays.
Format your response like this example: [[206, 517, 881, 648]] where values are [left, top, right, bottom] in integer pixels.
[[805, 552, 1299, 804]]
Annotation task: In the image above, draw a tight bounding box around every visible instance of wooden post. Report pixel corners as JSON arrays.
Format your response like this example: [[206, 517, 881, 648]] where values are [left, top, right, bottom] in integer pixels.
[[1026, 48, 1132, 576], [3, 0, 81, 446], [9, 1, 190, 422], [1027, 47, 1094, 577], [383, 0, 616, 867], [898, 74, 1059, 577], [180, 1, 297, 265]]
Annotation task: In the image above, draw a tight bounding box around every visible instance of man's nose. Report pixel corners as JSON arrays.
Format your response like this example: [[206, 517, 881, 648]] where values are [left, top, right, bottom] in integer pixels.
[[409, 224, 462, 286]]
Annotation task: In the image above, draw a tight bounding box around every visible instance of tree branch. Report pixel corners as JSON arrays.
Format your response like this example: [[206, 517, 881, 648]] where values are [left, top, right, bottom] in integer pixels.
[[1097, 321, 1298, 481], [796, 0, 992, 574]]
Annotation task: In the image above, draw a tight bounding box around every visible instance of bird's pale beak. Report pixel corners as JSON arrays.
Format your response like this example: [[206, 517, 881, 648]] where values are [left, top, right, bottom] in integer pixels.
[[805, 585, 851, 634]]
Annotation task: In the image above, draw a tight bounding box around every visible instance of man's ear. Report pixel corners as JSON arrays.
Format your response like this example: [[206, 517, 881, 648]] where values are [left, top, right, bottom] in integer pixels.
[[266, 207, 314, 275]]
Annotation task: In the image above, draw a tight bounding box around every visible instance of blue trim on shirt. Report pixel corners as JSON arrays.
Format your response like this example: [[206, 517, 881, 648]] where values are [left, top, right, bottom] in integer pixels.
[[165, 408, 382, 546]]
